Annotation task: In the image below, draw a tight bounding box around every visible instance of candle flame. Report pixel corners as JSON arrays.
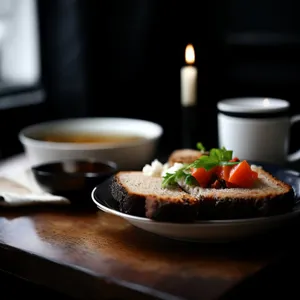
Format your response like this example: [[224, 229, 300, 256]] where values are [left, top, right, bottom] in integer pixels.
[[263, 98, 270, 106], [185, 44, 195, 64]]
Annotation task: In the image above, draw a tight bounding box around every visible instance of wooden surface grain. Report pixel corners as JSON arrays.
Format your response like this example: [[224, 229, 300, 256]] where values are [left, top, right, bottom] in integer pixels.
[[0, 206, 298, 300]]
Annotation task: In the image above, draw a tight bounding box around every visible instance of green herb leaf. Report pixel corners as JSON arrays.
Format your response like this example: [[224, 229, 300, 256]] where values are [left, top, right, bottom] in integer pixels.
[[189, 155, 219, 170], [161, 172, 177, 188], [196, 142, 205, 152], [209, 147, 233, 161], [185, 174, 199, 186], [161, 143, 240, 188], [161, 165, 189, 188], [219, 161, 240, 166]]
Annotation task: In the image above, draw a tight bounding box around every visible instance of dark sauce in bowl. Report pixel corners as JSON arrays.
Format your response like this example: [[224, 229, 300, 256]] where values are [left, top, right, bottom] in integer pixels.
[[31, 160, 118, 208]]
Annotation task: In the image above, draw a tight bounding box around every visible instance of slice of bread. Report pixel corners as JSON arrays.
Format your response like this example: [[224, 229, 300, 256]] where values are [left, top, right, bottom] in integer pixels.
[[110, 171, 199, 222], [110, 167, 295, 222], [168, 149, 207, 166]]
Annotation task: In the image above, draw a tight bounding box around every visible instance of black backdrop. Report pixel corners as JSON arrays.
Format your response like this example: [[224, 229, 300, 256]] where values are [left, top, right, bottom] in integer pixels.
[[2, 0, 300, 158]]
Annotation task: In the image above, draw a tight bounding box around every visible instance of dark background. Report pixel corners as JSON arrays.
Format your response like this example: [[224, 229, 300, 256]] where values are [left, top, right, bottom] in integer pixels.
[[2, 0, 300, 159]]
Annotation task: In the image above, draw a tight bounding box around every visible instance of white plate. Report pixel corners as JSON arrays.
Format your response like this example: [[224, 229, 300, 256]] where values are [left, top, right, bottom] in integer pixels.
[[91, 165, 300, 243], [92, 191, 300, 242]]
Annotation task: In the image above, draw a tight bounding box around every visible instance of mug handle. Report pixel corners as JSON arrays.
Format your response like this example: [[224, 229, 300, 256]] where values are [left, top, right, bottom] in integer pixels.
[[287, 115, 300, 162]]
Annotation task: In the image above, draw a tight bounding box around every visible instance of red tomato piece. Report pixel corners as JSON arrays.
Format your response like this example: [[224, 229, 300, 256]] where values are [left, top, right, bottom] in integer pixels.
[[220, 165, 232, 181], [217, 157, 240, 181], [227, 160, 258, 188], [191, 167, 215, 188]]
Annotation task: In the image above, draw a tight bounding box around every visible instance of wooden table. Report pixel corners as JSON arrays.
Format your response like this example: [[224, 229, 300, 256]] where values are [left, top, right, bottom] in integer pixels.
[[0, 154, 299, 300]]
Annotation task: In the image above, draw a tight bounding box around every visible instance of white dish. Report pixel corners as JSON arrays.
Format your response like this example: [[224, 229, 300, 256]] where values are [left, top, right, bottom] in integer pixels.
[[19, 117, 163, 170], [91, 163, 300, 243]]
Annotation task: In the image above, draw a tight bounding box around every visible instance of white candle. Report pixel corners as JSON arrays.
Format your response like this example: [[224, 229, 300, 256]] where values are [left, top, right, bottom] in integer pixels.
[[180, 44, 197, 107]]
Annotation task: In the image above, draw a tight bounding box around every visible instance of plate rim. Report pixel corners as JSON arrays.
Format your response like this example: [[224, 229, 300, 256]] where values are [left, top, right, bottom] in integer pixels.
[[91, 185, 300, 227]]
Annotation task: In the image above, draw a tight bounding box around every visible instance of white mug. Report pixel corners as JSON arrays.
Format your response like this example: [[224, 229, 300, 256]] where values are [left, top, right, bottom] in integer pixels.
[[217, 97, 300, 165]]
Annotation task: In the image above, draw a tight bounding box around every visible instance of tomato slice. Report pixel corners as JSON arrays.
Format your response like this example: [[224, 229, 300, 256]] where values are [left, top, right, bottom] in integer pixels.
[[220, 165, 232, 181], [191, 167, 215, 188], [216, 157, 240, 181], [227, 160, 258, 188], [191, 158, 257, 189]]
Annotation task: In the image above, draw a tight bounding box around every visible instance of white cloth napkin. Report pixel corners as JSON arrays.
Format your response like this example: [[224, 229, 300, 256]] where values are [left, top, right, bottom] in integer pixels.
[[0, 167, 70, 207]]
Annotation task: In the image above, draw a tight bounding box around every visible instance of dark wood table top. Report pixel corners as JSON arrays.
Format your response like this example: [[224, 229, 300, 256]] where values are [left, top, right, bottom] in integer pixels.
[[0, 206, 299, 300], [0, 154, 300, 300]]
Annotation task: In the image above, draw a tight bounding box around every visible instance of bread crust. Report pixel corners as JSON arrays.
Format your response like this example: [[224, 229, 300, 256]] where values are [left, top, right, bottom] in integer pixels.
[[193, 191, 294, 219], [111, 174, 146, 217], [144, 195, 199, 222]]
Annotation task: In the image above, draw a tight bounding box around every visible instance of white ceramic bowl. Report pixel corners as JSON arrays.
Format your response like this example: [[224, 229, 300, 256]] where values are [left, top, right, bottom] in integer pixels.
[[19, 117, 163, 170]]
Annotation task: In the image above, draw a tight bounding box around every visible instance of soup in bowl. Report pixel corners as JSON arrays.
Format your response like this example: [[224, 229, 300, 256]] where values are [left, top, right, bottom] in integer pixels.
[[40, 133, 142, 144], [19, 117, 163, 170]]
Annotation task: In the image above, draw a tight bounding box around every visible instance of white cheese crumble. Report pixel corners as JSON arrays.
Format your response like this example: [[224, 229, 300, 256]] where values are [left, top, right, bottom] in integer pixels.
[[142, 159, 185, 178], [142, 159, 169, 177], [161, 162, 184, 177], [251, 164, 262, 170]]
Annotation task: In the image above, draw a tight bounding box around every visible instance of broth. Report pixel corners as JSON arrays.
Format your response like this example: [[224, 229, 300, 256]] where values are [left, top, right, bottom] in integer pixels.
[[37, 133, 143, 144]]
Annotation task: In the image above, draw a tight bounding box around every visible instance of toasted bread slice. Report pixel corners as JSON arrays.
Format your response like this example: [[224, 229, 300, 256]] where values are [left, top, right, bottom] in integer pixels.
[[110, 171, 199, 222], [178, 165, 295, 219], [168, 149, 207, 166], [110, 167, 295, 222]]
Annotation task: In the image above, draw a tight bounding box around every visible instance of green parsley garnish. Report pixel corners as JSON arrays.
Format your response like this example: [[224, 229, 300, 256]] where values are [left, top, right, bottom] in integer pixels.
[[196, 142, 205, 152], [162, 144, 240, 188]]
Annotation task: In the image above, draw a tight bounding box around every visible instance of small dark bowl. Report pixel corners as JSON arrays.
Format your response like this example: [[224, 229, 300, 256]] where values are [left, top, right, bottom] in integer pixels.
[[31, 160, 118, 208]]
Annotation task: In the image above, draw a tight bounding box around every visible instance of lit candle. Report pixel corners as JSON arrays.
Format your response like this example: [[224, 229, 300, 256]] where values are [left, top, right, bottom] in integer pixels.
[[180, 44, 198, 149], [180, 44, 197, 107]]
